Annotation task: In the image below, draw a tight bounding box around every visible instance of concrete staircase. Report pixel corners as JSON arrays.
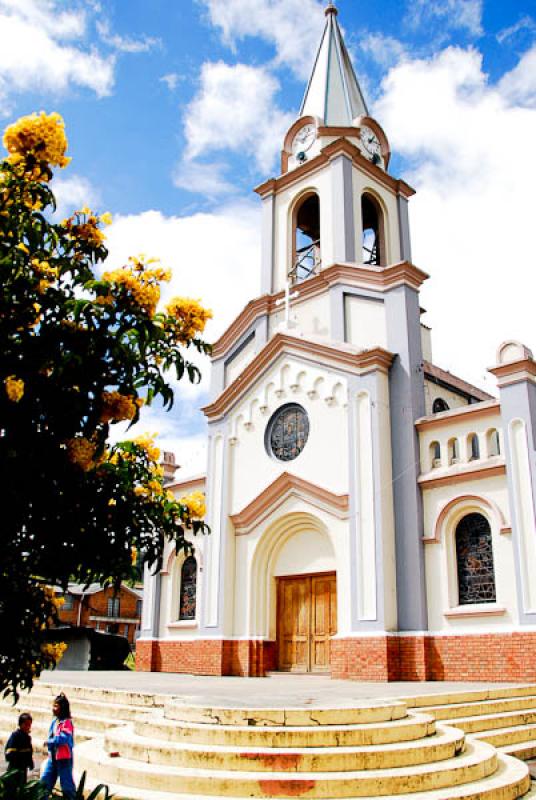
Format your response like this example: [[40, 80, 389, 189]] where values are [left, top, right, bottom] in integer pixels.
[[73, 696, 532, 799], [2, 682, 536, 799], [402, 687, 536, 764], [0, 679, 164, 757]]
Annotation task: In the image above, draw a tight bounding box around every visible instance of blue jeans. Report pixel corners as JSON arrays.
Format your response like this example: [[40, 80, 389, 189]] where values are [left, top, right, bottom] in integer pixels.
[[41, 756, 76, 799]]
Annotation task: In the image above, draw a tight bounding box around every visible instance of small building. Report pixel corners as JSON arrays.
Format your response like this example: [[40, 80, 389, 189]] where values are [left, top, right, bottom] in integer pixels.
[[57, 583, 143, 646]]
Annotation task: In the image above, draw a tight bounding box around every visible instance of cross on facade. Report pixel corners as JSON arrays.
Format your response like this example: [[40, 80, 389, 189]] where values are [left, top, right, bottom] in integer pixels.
[[275, 280, 299, 329]]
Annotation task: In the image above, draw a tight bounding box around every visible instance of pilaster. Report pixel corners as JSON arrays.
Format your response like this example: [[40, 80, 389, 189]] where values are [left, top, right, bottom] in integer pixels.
[[330, 153, 356, 263], [260, 191, 275, 295], [489, 343, 536, 623], [385, 283, 427, 631]]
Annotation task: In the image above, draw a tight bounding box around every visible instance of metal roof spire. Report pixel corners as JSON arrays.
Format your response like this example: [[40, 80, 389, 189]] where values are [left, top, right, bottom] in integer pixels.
[[300, 2, 369, 125]]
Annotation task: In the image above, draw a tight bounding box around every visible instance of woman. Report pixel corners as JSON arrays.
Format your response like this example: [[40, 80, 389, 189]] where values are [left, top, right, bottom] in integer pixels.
[[40, 693, 76, 800]]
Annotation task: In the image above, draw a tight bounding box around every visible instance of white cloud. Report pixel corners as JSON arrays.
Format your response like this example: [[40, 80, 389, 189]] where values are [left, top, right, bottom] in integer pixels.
[[183, 61, 293, 173], [200, 0, 325, 79], [102, 202, 262, 471], [96, 20, 160, 54], [496, 16, 536, 45], [173, 159, 236, 197], [104, 203, 261, 345], [360, 33, 407, 69], [407, 0, 483, 37], [160, 72, 182, 91], [498, 45, 536, 108], [0, 0, 115, 113], [374, 45, 536, 388], [52, 174, 101, 219]]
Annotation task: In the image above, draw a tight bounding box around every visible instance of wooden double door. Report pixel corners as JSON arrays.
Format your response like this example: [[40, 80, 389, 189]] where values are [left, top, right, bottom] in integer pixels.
[[276, 573, 337, 673]]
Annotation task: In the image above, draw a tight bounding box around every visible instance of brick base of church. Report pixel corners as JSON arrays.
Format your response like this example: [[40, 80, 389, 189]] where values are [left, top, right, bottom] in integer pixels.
[[136, 633, 536, 681]]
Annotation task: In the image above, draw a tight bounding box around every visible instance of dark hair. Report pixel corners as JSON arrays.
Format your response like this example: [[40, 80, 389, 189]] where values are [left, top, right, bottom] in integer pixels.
[[54, 693, 71, 720], [18, 713, 32, 726]]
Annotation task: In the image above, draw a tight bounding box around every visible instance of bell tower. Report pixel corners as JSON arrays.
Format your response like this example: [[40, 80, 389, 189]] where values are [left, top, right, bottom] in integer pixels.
[[256, 1, 413, 307]]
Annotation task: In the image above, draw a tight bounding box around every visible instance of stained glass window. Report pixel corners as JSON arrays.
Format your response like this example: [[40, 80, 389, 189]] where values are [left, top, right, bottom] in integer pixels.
[[179, 556, 197, 620], [456, 513, 496, 605], [267, 404, 309, 462]]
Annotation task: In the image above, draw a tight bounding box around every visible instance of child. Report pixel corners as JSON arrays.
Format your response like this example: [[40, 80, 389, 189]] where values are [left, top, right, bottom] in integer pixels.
[[4, 712, 34, 778], [40, 693, 76, 800]]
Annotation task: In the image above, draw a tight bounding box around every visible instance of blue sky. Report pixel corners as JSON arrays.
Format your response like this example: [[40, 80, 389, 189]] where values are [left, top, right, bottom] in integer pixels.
[[2, 0, 536, 474]]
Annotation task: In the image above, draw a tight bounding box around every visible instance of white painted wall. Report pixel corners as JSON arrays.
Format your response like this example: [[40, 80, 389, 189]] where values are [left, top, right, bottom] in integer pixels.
[[345, 296, 387, 350], [422, 475, 517, 633], [227, 355, 349, 515]]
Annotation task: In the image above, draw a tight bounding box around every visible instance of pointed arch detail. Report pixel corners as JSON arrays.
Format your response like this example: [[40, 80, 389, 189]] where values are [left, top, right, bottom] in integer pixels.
[[230, 472, 349, 536]]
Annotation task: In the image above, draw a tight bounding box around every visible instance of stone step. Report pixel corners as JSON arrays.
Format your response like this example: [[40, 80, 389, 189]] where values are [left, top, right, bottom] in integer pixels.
[[0, 693, 153, 722], [75, 738, 498, 797], [499, 741, 536, 762], [135, 712, 436, 748], [472, 723, 536, 749], [163, 700, 408, 728], [421, 696, 536, 722], [0, 721, 94, 754], [454, 709, 536, 735], [75, 755, 530, 800], [401, 686, 536, 709], [0, 704, 127, 733], [104, 723, 464, 772], [33, 680, 165, 708]]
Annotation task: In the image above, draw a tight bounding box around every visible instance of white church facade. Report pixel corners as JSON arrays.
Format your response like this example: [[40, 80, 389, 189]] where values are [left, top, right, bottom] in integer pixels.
[[137, 4, 536, 682]]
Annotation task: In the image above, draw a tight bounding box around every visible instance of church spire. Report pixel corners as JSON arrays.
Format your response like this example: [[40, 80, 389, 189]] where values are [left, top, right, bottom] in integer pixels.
[[300, 2, 369, 126]]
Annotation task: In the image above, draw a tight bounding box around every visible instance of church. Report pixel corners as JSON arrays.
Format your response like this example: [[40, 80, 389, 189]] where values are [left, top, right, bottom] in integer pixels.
[[137, 3, 536, 682]]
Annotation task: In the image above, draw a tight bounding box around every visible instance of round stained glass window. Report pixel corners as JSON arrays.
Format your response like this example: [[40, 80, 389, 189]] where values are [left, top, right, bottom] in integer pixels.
[[266, 404, 309, 462]]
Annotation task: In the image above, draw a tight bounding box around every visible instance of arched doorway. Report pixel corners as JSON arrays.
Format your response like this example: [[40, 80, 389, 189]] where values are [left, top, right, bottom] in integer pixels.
[[273, 527, 337, 673]]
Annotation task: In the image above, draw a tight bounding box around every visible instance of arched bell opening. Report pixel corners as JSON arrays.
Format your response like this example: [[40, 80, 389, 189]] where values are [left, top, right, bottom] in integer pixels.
[[361, 192, 385, 266], [290, 192, 321, 284]]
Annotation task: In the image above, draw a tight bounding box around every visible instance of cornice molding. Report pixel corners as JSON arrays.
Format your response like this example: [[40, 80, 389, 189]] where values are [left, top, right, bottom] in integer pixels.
[[488, 358, 536, 387], [203, 333, 394, 421], [416, 399, 500, 431], [255, 137, 414, 199], [212, 261, 428, 360], [418, 460, 506, 489], [230, 471, 349, 535]]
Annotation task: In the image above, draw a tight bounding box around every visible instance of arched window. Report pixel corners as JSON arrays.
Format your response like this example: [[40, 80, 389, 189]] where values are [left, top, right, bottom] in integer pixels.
[[468, 433, 480, 461], [179, 555, 197, 621], [433, 397, 450, 413], [430, 441, 441, 468], [448, 437, 459, 465], [455, 513, 496, 604], [487, 429, 501, 457], [291, 194, 320, 283], [361, 193, 384, 266]]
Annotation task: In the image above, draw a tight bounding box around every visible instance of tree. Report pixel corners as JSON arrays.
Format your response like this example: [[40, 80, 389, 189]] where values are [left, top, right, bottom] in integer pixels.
[[0, 112, 211, 696]]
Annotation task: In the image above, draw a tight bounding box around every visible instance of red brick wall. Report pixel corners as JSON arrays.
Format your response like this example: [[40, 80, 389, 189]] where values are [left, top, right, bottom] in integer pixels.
[[136, 639, 276, 676], [137, 632, 536, 681]]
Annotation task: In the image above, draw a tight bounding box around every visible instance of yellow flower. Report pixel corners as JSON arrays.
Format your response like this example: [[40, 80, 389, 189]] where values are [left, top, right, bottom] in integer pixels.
[[40, 642, 67, 664], [100, 391, 139, 423], [16, 242, 29, 254], [102, 256, 171, 317], [180, 490, 206, 519], [65, 437, 97, 471], [100, 211, 113, 226], [3, 111, 70, 168], [132, 433, 160, 463], [4, 375, 24, 402], [165, 297, 212, 343]]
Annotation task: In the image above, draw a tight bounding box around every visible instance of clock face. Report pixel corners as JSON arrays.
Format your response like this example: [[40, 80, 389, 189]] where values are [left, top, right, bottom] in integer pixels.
[[292, 123, 316, 155], [360, 126, 382, 159]]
